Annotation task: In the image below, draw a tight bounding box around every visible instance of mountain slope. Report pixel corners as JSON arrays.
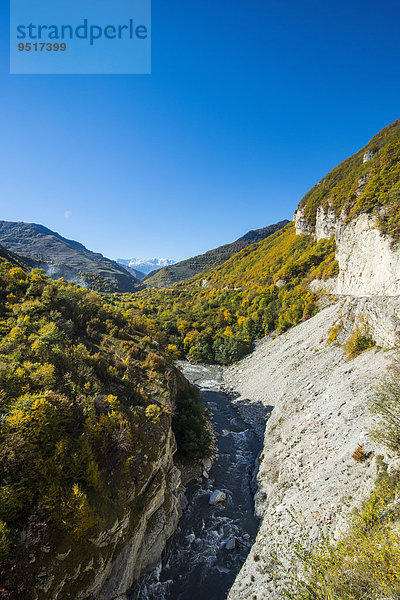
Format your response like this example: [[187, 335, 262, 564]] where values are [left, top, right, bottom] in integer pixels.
[[0, 221, 142, 293], [127, 223, 337, 363], [144, 220, 289, 288], [0, 242, 41, 271], [128, 120, 400, 365], [0, 258, 210, 599], [293, 118, 400, 298], [117, 262, 147, 280], [297, 118, 400, 238], [185, 221, 337, 289]]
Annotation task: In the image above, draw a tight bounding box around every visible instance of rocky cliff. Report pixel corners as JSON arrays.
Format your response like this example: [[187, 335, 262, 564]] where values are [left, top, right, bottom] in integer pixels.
[[294, 204, 400, 347], [13, 369, 197, 600], [295, 205, 400, 297]]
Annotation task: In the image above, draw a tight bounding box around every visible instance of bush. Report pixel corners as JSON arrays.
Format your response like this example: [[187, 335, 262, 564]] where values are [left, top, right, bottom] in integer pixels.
[[145, 404, 163, 423], [370, 360, 400, 453], [173, 388, 212, 463], [327, 320, 342, 344], [352, 444, 367, 462], [213, 336, 251, 365], [345, 325, 375, 359], [60, 484, 96, 539], [0, 521, 11, 560]]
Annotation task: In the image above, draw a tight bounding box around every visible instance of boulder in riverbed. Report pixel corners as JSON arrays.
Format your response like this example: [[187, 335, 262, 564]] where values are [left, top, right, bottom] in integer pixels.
[[209, 490, 227, 505]]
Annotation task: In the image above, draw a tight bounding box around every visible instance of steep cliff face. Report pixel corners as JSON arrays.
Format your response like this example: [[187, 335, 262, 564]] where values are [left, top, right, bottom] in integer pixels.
[[22, 370, 195, 600], [334, 213, 400, 296], [293, 118, 400, 300], [295, 206, 400, 297], [294, 204, 400, 347]]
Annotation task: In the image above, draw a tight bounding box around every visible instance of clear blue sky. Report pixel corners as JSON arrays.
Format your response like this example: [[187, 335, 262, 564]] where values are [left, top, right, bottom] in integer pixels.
[[0, 0, 399, 261]]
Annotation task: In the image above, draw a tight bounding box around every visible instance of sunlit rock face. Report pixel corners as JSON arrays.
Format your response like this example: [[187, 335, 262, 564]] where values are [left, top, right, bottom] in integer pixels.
[[295, 206, 400, 298]]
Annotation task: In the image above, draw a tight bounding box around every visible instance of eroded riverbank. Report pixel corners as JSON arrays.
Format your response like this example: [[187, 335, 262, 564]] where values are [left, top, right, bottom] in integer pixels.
[[129, 363, 263, 600]]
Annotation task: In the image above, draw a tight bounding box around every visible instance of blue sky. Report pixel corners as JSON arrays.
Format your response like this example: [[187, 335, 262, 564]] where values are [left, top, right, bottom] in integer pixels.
[[0, 0, 399, 261]]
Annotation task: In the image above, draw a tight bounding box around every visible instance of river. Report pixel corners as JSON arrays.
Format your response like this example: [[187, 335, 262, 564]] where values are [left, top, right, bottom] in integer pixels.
[[129, 363, 262, 600]]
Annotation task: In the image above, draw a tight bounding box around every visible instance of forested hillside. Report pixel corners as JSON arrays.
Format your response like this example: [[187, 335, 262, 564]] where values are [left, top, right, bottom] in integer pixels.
[[0, 261, 210, 598], [0, 244, 40, 271], [145, 220, 289, 288], [122, 223, 338, 364], [298, 118, 400, 237]]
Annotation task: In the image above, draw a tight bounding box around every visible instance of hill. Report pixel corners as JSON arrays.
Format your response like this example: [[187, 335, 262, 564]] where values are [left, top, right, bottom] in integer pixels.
[[0, 221, 142, 293], [0, 242, 41, 271], [144, 220, 289, 287], [0, 259, 210, 598], [296, 118, 400, 239], [117, 262, 147, 280]]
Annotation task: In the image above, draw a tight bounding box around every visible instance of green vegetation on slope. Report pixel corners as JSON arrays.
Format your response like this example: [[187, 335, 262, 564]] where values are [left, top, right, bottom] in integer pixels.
[[121, 224, 338, 364], [0, 262, 210, 596], [0, 221, 142, 293], [299, 119, 400, 239], [144, 220, 289, 288]]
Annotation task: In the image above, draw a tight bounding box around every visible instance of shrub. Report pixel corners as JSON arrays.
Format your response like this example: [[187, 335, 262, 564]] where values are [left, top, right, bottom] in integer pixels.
[[370, 360, 400, 453], [60, 484, 96, 539], [145, 404, 162, 423], [213, 336, 251, 365], [173, 388, 212, 463], [352, 444, 367, 462], [345, 324, 375, 359], [327, 319, 342, 344], [0, 521, 11, 560]]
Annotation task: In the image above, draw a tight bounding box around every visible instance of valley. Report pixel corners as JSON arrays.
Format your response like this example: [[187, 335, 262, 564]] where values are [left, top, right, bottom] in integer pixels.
[[1, 118, 400, 600], [130, 363, 262, 600]]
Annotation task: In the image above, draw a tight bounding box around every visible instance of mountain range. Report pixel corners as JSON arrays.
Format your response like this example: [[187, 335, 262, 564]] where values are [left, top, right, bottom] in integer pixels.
[[0, 221, 142, 293], [0, 220, 291, 293], [117, 257, 176, 277]]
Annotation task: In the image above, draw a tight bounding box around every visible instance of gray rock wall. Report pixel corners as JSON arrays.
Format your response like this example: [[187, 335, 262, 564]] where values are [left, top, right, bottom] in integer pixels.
[[295, 206, 400, 298]]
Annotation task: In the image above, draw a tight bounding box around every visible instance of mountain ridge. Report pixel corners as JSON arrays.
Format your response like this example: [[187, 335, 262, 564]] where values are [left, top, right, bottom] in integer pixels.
[[144, 220, 290, 288], [0, 220, 142, 293]]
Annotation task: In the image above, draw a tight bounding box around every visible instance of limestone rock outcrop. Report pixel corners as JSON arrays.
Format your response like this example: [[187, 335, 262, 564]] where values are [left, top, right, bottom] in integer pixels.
[[295, 206, 400, 297]]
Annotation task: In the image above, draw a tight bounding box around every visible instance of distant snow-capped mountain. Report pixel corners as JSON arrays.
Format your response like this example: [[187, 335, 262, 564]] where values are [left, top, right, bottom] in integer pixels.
[[117, 257, 176, 276]]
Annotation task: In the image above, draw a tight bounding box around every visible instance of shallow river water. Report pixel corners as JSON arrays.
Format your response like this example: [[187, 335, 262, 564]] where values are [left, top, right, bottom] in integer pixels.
[[129, 363, 261, 600]]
